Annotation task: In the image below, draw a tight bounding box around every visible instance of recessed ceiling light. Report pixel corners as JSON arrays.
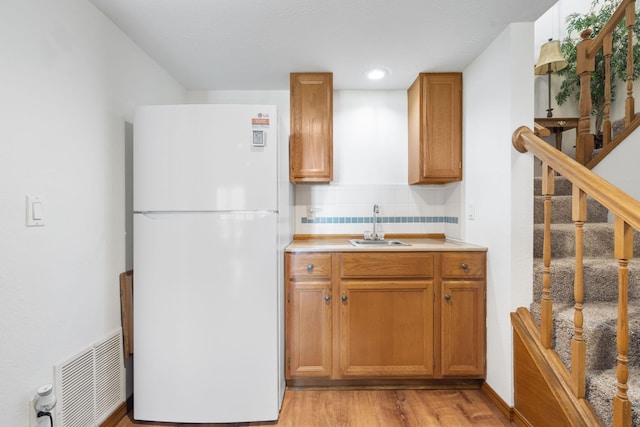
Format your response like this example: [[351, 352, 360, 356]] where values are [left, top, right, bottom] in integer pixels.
[[366, 67, 390, 80]]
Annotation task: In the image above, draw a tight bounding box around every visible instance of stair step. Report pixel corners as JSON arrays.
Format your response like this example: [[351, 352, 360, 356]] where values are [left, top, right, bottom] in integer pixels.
[[533, 258, 640, 304], [529, 301, 640, 426], [534, 195, 609, 224], [533, 223, 640, 258], [534, 175, 573, 196], [587, 366, 640, 427], [530, 301, 640, 372]]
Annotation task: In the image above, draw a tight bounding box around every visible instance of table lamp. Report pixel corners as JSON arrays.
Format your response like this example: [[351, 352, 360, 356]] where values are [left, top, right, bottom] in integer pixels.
[[535, 38, 568, 117]]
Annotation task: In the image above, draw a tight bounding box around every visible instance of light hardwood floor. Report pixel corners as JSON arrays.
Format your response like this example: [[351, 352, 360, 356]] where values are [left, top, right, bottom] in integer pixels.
[[116, 389, 513, 426]]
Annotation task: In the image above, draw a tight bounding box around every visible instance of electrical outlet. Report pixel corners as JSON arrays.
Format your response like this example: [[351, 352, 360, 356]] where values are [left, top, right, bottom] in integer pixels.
[[307, 206, 321, 220], [29, 400, 54, 427], [468, 203, 476, 221]]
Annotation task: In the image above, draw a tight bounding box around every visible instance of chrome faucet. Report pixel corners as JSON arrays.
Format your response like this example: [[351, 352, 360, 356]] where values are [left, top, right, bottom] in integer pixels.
[[372, 204, 380, 240]]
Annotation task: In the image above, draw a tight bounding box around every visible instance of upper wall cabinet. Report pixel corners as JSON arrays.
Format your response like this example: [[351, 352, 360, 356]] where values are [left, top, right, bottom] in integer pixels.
[[408, 73, 462, 184], [290, 73, 333, 183]]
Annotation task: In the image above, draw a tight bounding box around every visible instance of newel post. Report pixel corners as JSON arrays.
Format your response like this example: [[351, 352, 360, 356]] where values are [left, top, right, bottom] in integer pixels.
[[576, 29, 595, 166]]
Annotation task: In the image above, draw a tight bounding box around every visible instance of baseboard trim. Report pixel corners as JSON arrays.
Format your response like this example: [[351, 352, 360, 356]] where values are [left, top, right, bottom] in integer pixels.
[[512, 407, 535, 427], [100, 395, 132, 427], [480, 382, 514, 422]]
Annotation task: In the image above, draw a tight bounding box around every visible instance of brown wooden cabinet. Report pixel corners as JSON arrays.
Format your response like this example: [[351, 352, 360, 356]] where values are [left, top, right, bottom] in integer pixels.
[[440, 252, 486, 377], [408, 72, 462, 184], [286, 249, 486, 385], [289, 72, 333, 183], [339, 253, 434, 378], [285, 253, 332, 377]]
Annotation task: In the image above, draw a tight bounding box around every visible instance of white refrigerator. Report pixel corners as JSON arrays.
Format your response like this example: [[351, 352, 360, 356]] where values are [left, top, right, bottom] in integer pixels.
[[133, 104, 287, 423]]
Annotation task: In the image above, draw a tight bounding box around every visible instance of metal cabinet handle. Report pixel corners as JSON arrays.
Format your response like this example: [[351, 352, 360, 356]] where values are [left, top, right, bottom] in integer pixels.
[[306, 263, 314, 272], [461, 263, 469, 271], [341, 295, 348, 302], [444, 294, 451, 301], [324, 295, 331, 302]]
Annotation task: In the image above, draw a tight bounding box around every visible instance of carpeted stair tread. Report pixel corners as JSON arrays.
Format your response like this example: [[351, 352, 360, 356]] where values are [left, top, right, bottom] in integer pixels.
[[533, 223, 640, 258], [533, 258, 640, 304], [534, 175, 573, 196], [587, 366, 640, 427], [530, 301, 640, 372], [534, 195, 609, 224]]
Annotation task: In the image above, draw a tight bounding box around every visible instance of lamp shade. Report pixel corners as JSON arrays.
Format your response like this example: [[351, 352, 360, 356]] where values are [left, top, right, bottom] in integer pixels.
[[534, 39, 568, 75]]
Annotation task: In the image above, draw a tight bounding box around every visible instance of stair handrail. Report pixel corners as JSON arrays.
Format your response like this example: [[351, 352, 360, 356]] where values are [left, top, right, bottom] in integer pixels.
[[513, 125, 638, 426], [575, 0, 636, 166], [514, 126, 640, 229]]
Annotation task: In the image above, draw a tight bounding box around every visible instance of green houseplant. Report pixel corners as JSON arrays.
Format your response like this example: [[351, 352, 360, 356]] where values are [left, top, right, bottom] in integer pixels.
[[555, 0, 640, 144]]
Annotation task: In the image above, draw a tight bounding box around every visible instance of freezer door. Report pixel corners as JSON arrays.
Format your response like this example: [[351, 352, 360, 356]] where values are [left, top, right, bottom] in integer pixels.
[[134, 104, 278, 212], [134, 212, 280, 423]]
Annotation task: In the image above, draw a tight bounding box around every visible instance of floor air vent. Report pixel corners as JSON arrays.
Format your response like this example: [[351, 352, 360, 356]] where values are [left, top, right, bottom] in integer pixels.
[[54, 329, 125, 426]]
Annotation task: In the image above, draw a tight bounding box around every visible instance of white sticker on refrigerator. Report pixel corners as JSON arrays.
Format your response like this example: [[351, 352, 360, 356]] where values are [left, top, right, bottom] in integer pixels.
[[252, 130, 266, 147], [251, 114, 270, 128]]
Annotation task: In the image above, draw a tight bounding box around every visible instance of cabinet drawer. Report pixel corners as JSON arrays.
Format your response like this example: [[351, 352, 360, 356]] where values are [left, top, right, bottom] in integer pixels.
[[441, 252, 485, 279], [289, 253, 332, 279], [340, 253, 433, 278]]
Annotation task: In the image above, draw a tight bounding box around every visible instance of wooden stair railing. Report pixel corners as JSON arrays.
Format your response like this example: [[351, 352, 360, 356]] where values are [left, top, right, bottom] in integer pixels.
[[576, 0, 636, 166], [513, 125, 640, 427]]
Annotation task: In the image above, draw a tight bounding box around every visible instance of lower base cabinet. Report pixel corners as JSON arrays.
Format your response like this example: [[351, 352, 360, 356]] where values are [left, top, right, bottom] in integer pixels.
[[340, 279, 433, 377], [287, 280, 332, 377], [286, 253, 332, 377], [285, 250, 486, 385], [441, 280, 485, 377]]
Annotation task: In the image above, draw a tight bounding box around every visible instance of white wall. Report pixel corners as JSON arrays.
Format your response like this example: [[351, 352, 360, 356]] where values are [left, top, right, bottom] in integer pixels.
[[463, 23, 534, 406], [593, 131, 640, 201], [0, 0, 185, 425]]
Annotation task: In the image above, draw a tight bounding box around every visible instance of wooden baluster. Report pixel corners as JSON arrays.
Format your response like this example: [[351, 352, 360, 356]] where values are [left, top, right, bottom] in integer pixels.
[[571, 185, 586, 398], [603, 32, 612, 146], [541, 163, 554, 349], [613, 216, 632, 427], [625, 2, 636, 126], [577, 29, 595, 166]]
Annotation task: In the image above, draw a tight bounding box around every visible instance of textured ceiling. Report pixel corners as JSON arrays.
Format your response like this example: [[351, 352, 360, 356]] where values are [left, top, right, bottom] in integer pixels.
[[88, 0, 557, 90]]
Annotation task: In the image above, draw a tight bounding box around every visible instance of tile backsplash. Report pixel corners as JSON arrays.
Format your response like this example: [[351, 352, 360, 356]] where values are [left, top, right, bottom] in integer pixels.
[[294, 183, 461, 238]]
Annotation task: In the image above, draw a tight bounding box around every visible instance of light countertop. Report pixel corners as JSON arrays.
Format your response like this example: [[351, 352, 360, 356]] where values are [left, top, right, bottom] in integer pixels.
[[286, 237, 487, 253]]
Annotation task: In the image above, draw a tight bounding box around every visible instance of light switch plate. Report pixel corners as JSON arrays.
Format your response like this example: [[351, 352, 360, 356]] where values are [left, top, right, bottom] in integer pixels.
[[26, 195, 44, 227], [468, 203, 475, 221]]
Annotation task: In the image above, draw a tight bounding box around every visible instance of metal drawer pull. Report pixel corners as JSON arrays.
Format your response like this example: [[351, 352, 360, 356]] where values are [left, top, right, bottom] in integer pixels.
[[307, 263, 314, 272], [461, 263, 469, 270], [324, 295, 331, 302], [444, 294, 452, 301], [341, 295, 348, 302]]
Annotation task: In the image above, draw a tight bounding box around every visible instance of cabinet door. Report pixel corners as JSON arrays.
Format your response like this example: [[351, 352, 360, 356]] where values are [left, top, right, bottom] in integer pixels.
[[441, 280, 485, 377], [339, 280, 433, 377], [290, 72, 333, 183], [287, 280, 332, 378], [408, 73, 462, 184]]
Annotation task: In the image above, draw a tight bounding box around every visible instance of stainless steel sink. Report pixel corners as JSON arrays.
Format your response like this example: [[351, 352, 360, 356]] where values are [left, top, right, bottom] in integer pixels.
[[349, 239, 410, 247]]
